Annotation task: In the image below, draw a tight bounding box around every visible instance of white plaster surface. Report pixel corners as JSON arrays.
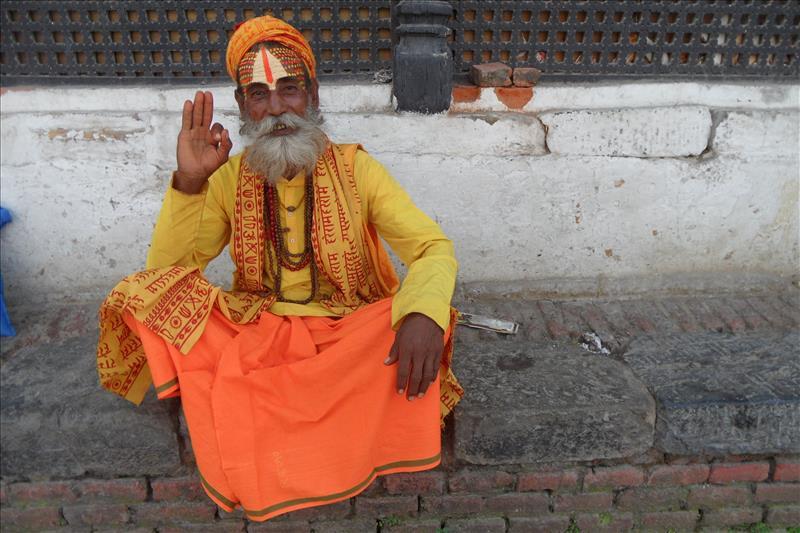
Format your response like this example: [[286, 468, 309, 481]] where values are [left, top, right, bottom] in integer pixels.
[[1, 82, 798, 305], [714, 111, 800, 158], [541, 107, 711, 157]]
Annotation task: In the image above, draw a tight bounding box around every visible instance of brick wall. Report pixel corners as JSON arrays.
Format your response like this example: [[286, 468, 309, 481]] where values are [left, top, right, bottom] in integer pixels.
[[2, 455, 798, 532]]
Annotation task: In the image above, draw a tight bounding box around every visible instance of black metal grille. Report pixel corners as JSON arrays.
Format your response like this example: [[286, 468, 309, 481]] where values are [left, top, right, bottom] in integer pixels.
[[451, 0, 800, 79], [0, 1, 393, 85]]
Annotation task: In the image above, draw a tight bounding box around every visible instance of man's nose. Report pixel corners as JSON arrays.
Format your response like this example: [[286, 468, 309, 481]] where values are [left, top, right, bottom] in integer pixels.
[[264, 90, 287, 116]]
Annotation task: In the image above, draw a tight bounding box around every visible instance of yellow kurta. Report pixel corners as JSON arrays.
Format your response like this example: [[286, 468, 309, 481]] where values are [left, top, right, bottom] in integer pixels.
[[146, 149, 457, 331]]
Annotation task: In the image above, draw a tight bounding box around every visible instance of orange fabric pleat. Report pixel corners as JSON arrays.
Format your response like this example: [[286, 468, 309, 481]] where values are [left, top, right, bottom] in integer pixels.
[[124, 297, 444, 521]]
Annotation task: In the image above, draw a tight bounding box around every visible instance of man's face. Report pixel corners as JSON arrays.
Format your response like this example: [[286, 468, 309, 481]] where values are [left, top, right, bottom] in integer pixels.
[[238, 77, 310, 133]]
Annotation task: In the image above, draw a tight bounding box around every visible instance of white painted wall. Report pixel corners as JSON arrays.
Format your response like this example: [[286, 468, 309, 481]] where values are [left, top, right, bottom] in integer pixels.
[[1, 81, 798, 305]]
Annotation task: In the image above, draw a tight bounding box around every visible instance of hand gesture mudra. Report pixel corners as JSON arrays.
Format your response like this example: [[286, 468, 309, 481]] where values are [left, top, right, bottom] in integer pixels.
[[174, 91, 233, 194]]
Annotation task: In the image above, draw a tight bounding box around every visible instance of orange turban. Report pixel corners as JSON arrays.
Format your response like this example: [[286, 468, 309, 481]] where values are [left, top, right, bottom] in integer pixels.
[[226, 16, 316, 84]]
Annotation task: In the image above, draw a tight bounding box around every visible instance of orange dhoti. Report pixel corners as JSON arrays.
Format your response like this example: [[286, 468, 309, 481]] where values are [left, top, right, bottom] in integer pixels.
[[123, 297, 449, 521]]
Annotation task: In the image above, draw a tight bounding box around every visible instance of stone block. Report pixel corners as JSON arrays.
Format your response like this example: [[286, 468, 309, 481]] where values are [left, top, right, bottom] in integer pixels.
[[774, 458, 800, 482], [574, 512, 634, 533], [453, 339, 654, 465], [0, 333, 182, 479], [62, 503, 130, 527], [553, 492, 613, 512], [700, 506, 763, 528], [687, 485, 752, 509], [484, 492, 549, 515], [713, 110, 800, 158], [541, 106, 711, 157], [512, 67, 542, 87], [616, 487, 687, 511], [354, 496, 417, 518], [623, 331, 800, 455], [754, 483, 800, 504], [324, 112, 547, 157], [470, 62, 512, 87]]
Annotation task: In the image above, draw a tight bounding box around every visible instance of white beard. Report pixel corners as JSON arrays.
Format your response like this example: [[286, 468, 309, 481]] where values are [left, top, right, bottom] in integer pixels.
[[240, 107, 327, 184]]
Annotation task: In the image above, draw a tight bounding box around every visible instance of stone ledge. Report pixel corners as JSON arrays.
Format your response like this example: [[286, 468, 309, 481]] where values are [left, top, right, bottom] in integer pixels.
[[1, 293, 797, 480], [623, 330, 800, 455]]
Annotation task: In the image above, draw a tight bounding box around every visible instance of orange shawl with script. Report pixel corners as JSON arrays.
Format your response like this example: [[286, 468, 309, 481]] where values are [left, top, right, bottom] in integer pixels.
[[97, 143, 463, 422]]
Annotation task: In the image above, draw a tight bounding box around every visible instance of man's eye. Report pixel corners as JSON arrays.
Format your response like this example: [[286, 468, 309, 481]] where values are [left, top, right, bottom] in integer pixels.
[[249, 89, 267, 99]]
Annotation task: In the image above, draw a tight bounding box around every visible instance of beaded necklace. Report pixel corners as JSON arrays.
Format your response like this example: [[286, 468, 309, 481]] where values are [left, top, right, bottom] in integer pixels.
[[263, 174, 318, 304]]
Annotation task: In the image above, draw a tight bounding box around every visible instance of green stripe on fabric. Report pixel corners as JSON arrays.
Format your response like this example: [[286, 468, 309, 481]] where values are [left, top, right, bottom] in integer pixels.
[[154, 377, 179, 394], [199, 472, 237, 509], [244, 452, 441, 516]]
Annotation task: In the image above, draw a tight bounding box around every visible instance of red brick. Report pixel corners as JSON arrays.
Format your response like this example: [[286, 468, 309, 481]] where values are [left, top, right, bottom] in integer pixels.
[[0, 506, 64, 530], [639, 510, 699, 531], [420, 494, 484, 516], [152, 476, 207, 501], [508, 514, 572, 532], [383, 518, 443, 532], [709, 462, 770, 483], [553, 492, 613, 512], [449, 469, 514, 493], [360, 477, 385, 497], [518, 469, 580, 492], [647, 464, 709, 486], [701, 506, 763, 527], [282, 500, 351, 521], [774, 459, 800, 482], [767, 505, 800, 527], [306, 519, 375, 533], [755, 483, 800, 504], [452, 85, 481, 103], [574, 512, 634, 533], [512, 67, 542, 87], [6, 480, 77, 504], [132, 502, 217, 525], [494, 87, 533, 110], [247, 520, 308, 532], [616, 487, 687, 511], [687, 485, 752, 509], [484, 492, 549, 515], [354, 495, 417, 518], [470, 62, 512, 87], [384, 471, 445, 495], [584, 465, 645, 490], [445, 516, 507, 533], [162, 523, 246, 533], [75, 478, 148, 502], [62, 503, 129, 527]]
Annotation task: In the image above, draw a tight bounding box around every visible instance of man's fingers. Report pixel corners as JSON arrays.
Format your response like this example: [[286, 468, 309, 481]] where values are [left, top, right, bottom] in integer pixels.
[[181, 100, 193, 131], [209, 122, 224, 143], [406, 362, 424, 400], [417, 353, 437, 398], [191, 91, 204, 131], [384, 340, 399, 365], [396, 351, 411, 394], [216, 129, 233, 159], [202, 91, 214, 128]]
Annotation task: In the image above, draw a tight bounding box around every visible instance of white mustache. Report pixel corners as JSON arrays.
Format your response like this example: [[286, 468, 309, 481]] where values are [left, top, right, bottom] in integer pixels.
[[239, 110, 321, 138]]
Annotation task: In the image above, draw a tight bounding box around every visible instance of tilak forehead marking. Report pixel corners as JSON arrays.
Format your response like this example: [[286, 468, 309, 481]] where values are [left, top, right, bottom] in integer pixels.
[[238, 44, 306, 90]]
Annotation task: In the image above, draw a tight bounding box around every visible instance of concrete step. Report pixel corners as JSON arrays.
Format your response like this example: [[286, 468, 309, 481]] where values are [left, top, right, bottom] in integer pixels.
[[1, 290, 797, 481]]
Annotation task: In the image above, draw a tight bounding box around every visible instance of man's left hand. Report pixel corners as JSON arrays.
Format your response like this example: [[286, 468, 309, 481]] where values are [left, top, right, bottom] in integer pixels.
[[384, 313, 444, 401]]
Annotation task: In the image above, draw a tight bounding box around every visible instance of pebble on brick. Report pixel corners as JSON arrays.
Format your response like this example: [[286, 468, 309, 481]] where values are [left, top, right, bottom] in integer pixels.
[[470, 62, 512, 87], [512, 67, 542, 87]]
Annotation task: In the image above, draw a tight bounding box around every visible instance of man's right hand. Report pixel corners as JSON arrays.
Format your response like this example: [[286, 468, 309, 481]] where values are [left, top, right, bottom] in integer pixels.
[[174, 91, 233, 194]]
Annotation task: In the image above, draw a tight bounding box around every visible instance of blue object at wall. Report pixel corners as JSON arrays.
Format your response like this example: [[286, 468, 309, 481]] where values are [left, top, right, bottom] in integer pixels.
[[0, 206, 16, 337]]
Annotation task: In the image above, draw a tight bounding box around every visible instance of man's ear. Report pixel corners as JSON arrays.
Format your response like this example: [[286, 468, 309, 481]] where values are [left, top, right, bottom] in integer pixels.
[[308, 79, 320, 110], [234, 88, 245, 114]]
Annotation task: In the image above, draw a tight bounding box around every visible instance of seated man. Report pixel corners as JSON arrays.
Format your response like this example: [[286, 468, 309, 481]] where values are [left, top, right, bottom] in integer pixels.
[[96, 16, 462, 522]]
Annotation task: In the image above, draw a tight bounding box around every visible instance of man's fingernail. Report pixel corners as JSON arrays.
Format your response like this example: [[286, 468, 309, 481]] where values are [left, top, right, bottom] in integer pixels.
[[384, 357, 391, 364], [398, 388, 404, 395], [408, 395, 416, 402], [418, 393, 425, 399]]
